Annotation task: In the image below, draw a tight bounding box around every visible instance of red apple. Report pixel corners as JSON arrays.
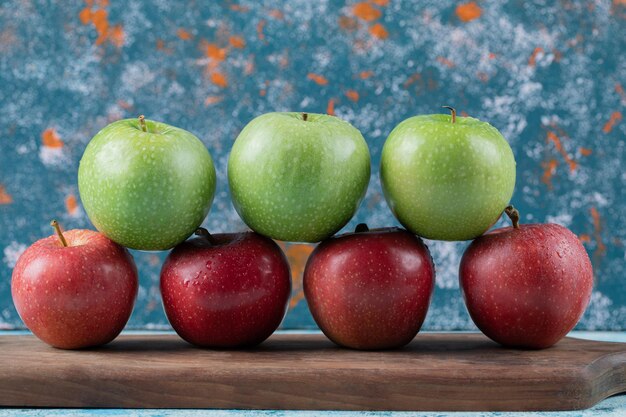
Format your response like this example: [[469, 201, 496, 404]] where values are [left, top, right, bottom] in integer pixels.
[[459, 206, 593, 349], [160, 228, 291, 348], [304, 224, 435, 350], [11, 221, 138, 349]]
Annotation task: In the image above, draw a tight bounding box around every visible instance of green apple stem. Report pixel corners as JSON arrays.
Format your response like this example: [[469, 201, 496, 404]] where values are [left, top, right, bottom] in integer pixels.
[[355, 223, 369, 233], [442, 106, 456, 123], [302, 112, 308, 122], [504, 205, 520, 229], [195, 227, 217, 244], [50, 220, 68, 247], [138, 115, 147, 132]]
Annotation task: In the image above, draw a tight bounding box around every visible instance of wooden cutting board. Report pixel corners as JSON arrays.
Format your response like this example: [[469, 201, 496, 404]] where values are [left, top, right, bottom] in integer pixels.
[[0, 333, 624, 411]]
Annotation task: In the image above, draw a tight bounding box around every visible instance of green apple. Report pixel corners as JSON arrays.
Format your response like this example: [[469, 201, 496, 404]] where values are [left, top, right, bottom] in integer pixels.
[[380, 108, 516, 241], [78, 116, 216, 250], [228, 112, 370, 242]]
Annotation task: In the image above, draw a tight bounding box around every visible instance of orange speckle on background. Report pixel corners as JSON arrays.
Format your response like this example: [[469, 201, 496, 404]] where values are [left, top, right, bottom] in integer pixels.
[[579, 147, 593, 156], [205, 43, 227, 61], [546, 131, 577, 171], [307, 73, 328, 86], [403, 72, 421, 88], [204, 95, 224, 106], [268, 9, 284, 20], [281, 243, 315, 310], [590, 207, 606, 255], [541, 159, 558, 188], [352, 2, 382, 21], [369, 23, 388, 39], [65, 195, 79, 216], [92, 10, 109, 45], [156, 39, 173, 54], [210, 72, 228, 88], [602, 111, 622, 133], [338, 16, 359, 31], [229, 35, 246, 48], [528, 47, 544, 67], [615, 83, 626, 101], [257, 20, 266, 41], [117, 100, 133, 110], [327, 99, 336, 116], [436, 56, 455, 67], [488, 52, 496, 59], [579, 234, 591, 243], [79, 7, 92, 24], [359, 70, 374, 79], [42, 128, 64, 148], [108, 25, 124, 47], [79, 1, 124, 48], [456, 2, 482, 22], [176, 28, 193, 41], [345, 90, 359, 102], [0, 185, 12, 205], [230, 4, 249, 12]]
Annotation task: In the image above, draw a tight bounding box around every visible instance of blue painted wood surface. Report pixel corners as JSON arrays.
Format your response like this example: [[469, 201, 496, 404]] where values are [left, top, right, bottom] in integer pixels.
[[0, 1, 625, 332]]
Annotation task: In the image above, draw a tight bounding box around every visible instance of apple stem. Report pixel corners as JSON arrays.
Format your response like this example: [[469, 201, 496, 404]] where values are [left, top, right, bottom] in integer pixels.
[[442, 106, 456, 123], [138, 115, 147, 132], [50, 220, 68, 247], [355, 223, 369, 233], [195, 227, 217, 244], [302, 112, 308, 122], [504, 205, 520, 229]]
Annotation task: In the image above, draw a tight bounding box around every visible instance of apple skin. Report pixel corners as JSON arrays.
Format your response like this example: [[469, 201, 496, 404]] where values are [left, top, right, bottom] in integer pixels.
[[228, 112, 371, 243], [78, 118, 216, 250], [304, 226, 435, 350], [460, 223, 593, 349], [380, 113, 516, 241], [11, 229, 138, 349], [160, 230, 291, 348]]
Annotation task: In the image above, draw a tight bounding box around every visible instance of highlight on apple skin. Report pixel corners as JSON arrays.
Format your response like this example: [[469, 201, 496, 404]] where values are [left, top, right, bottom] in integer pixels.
[[11, 221, 138, 349], [304, 224, 435, 350], [228, 112, 371, 243], [380, 107, 516, 241], [459, 206, 594, 349], [78, 116, 216, 251], [160, 228, 292, 348]]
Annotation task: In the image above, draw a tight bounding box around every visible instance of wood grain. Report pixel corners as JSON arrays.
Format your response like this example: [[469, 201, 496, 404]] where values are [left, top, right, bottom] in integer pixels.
[[0, 333, 624, 411]]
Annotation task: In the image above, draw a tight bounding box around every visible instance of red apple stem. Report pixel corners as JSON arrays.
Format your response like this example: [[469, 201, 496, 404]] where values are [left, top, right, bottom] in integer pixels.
[[302, 112, 308, 122], [50, 220, 68, 247], [355, 223, 369, 233], [138, 115, 147, 132], [442, 106, 456, 123], [195, 227, 217, 244], [504, 205, 520, 229]]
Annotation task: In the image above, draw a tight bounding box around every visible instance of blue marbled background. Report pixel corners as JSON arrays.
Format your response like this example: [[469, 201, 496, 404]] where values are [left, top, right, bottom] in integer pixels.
[[0, 0, 624, 330]]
